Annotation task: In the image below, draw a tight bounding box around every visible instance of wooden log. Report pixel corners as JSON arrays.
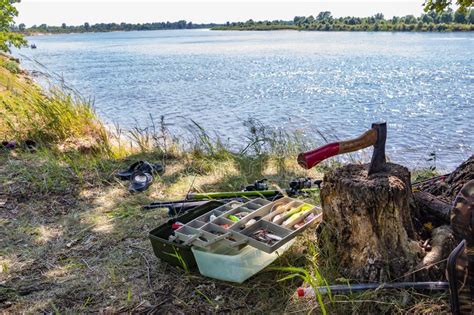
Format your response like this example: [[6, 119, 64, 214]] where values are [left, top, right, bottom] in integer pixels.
[[418, 155, 473, 203], [320, 162, 422, 282], [414, 191, 451, 223], [416, 225, 455, 281]]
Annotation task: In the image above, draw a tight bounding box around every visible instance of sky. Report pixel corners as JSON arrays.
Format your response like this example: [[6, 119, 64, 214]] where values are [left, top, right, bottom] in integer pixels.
[[16, 0, 427, 27]]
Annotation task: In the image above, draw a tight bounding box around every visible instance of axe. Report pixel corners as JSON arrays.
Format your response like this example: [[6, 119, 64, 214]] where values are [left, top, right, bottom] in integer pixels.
[[297, 122, 387, 175]]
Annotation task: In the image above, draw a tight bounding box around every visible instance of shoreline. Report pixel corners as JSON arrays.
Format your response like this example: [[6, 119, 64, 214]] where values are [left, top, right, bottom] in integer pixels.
[[23, 26, 474, 37]]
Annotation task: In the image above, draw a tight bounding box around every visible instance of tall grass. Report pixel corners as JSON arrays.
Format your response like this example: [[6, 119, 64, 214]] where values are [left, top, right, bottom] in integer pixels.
[[0, 59, 108, 148]]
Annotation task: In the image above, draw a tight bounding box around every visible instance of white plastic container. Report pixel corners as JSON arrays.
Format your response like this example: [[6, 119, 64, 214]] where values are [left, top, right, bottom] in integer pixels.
[[191, 239, 295, 283]]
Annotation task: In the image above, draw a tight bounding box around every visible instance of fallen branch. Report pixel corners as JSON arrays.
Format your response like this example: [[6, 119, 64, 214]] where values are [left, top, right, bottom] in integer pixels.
[[414, 191, 451, 223]]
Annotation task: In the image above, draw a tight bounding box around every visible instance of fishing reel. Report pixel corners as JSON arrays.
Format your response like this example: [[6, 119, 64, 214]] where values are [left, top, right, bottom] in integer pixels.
[[289, 177, 312, 191], [289, 177, 322, 192], [244, 179, 269, 191]]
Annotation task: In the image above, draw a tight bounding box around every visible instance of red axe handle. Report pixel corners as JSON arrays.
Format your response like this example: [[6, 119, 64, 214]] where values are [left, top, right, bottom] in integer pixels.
[[297, 128, 378, 169]]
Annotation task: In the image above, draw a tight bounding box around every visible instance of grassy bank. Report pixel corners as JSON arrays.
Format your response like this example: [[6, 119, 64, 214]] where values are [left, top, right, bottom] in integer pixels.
[[212, 23, 474, 32], [0, 55, 449, 313], [212, 11, 474, 32]]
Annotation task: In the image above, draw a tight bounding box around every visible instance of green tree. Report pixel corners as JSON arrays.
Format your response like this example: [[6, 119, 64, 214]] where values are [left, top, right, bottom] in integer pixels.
[[0, 0, 27, 52], [421, 14, 434, 23], [424, 0, 472, 13], [440, 9, 454, 23], [404, 15, 417, 24], [454, 11, 466, 22], [293, 16, 305, 26], [316, 11, 332, 22]]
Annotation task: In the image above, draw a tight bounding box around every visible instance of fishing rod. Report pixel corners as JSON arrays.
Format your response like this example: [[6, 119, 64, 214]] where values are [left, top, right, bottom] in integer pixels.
[[144, 178, 322, 213], [186, 178, 322, 200], [185, 188, 319, 200], [296, 281, 449, 296]]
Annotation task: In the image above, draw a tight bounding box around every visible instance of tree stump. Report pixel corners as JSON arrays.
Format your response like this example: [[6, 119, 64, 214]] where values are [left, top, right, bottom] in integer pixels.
[[320, 162, 422, 282]]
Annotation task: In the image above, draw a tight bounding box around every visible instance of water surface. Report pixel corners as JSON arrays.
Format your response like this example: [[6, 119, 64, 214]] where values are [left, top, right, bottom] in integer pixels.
[[15, 30, 474, 170]]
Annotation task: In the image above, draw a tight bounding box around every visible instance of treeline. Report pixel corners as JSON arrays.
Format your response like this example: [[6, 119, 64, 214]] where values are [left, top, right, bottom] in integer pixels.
[[212, 10, 474, 32], [13, 20, 222, 34]]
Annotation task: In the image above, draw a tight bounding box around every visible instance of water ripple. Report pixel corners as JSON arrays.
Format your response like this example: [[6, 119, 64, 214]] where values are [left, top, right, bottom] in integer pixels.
[[16, 30, 474, 171]]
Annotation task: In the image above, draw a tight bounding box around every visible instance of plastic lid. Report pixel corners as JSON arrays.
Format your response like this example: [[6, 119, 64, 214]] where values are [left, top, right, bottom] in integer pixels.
[[297, 288, 305, 297]]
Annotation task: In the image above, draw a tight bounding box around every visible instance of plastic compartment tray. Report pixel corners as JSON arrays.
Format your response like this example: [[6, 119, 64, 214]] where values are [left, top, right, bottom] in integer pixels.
[[191, 239, 296, 283], [148, 200, 227, 269], [174, 197, 322, 254], [173, 199, 269, 248]]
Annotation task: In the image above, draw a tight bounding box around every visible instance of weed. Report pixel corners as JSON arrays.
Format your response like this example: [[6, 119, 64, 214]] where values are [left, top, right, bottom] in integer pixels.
[[163, 247, 190, 272], [2, 59, 20, 74], [1, 261, 8, 273], [108, 204, 138, 219], [412, 167, 439, 183], [127, 287, 132, 303], [195, 288, 216, 307]]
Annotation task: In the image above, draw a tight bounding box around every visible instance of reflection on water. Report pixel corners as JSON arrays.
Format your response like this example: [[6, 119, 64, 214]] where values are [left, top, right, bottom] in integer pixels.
[[15, 30, 473, 171]]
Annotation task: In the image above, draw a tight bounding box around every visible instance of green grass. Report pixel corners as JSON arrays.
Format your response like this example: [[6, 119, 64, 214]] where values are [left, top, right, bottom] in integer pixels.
[[0, 58, 20, 74], [0, 59, 108, 148]]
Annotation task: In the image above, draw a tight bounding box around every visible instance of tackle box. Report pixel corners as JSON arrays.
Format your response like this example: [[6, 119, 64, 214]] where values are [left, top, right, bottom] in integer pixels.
[[148, 200, 229, 269], [172, 197, 322, 254], [191, 239, 296, 283]]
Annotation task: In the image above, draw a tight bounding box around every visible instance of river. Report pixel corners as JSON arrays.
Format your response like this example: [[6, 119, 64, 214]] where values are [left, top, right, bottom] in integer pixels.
[[14, 29, 473, 171]]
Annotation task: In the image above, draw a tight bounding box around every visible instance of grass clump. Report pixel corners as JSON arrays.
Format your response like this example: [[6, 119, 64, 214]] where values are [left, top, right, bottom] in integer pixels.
[[0, 58, 20, 74], [0, 55, 108, 149]]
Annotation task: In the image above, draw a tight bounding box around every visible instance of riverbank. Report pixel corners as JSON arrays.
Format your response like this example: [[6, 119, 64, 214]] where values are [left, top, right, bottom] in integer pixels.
[[16, 10, 474, 35], [212, 10, 474, 32], [0, 55, 452, 313], [211, 24, 474, 33], [212, 22, 473, 32]]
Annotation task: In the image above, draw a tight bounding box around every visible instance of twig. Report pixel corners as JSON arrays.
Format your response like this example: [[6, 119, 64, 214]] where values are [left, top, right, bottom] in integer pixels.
[[81, 258, 93, 271], [390, 258, 448, 283], [129, 244, 151, 252], [176, 175, 197, 217], [139, 252, 157, 299]]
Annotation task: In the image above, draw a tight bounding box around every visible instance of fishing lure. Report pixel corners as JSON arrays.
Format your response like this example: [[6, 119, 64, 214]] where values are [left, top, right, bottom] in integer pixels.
[[293, 213, 317, 229], [228, 214, 240, 222], [252, 229, 283, 245], [272, 214, 283, 223], [234, 212, 250, 219], [245, 219, 257, 229]]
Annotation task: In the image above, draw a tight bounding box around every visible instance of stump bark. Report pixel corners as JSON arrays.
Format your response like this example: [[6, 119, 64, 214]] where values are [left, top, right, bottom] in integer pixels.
[[321, 162, 422, 282]]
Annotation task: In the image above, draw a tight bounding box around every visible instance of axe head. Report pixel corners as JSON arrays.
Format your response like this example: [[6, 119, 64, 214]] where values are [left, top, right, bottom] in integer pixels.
[[368, 122, 387, 175]]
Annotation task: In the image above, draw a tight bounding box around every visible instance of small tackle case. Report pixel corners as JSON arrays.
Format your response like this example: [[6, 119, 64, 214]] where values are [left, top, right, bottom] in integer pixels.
[[148, 200, 226, 269], [170, 197, 322, 253]]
